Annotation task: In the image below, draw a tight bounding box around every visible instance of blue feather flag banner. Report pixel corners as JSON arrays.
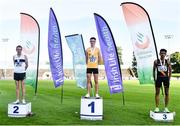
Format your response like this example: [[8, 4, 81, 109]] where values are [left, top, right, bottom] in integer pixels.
[[48, 8, 64, 88], [94, 13, 123, 94], [65, 34, 87, 89]]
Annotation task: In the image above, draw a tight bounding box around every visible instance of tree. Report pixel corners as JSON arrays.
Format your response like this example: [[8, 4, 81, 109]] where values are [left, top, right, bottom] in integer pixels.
[[170, 52, 180, 73], [132, 52, 138, 78], [117, 46, 123, 65]]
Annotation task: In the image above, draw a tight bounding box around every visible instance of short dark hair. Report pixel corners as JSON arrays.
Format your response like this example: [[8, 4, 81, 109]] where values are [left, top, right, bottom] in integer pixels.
[[160, 48, 167, 53], [16, 45, 22, 49], [90, 37, 96, 40]]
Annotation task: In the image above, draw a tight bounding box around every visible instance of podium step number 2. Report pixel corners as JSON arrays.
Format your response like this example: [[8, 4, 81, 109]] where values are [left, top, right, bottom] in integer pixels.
[[80, 97, 103, 120], [8, 102, 31, 117]]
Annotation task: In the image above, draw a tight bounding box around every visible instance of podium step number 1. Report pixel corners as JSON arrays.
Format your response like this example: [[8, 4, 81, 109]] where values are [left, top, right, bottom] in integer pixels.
[[80, 97, 103, 120], [8, 102, 31, 117]]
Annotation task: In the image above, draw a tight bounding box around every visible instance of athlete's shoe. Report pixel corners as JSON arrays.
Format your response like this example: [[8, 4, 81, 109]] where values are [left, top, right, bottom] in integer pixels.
[[13, 99, 20, 104], [95, 94, 100, 99], [154, 107, 160, 113], [164, 108, 170, 113], [22, 99, 26, 104], [84, 94, 90, 98]]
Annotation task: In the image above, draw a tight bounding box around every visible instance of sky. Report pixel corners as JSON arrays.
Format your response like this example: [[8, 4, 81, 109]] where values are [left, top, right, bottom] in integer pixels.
[[0, 0, 179, 69]]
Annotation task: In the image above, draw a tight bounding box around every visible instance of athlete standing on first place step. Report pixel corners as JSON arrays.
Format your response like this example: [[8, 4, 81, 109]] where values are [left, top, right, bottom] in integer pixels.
[[84, 37, 102, 98]]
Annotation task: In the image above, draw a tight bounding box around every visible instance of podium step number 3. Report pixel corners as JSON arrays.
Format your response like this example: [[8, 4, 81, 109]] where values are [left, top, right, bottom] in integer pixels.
[[150, 110, 176, 122], [80, 97, 103, 120], [8, 102, 31, 117]]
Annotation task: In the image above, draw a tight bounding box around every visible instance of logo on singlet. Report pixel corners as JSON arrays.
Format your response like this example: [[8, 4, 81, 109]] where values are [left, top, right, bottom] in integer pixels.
[[15, 59, 22, 67], [158, 65, 167, 72], [89, 55, 96, 62]]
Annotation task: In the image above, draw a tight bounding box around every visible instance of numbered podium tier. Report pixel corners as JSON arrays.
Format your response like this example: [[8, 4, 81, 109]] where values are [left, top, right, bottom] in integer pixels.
[[8, 102, 31, 117], [150, 111, 176, 122], [80, 97, 103, 120]]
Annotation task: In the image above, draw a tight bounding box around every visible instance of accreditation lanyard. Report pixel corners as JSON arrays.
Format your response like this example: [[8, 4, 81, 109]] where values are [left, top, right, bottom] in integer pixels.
[[159, 59, 166, 71], [90, 47, 96, 55]]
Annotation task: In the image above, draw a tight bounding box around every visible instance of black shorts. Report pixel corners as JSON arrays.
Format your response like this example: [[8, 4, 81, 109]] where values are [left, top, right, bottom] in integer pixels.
[[87, 68, 99, 74], [14, 73, 26, 81], [155, 77, 170, 88]]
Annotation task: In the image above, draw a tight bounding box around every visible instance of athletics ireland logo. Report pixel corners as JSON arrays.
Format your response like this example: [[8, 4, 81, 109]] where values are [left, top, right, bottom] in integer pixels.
[[23, 40, 35, 54], [135, 32, 150, 49]]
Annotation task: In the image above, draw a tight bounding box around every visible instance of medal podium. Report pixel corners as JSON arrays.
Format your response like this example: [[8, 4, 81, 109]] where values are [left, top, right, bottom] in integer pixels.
[[8, 102, 31, 117], [80, 97, 103, 120], [150, 110, 175, 122]]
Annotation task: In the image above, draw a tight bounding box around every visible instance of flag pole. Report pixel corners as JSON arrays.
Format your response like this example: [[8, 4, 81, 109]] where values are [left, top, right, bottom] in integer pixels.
[[61, 84, 64, 104], [122, 91, 125, 105]]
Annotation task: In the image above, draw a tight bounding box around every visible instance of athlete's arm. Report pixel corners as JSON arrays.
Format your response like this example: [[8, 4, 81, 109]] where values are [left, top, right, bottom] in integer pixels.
[[13, 56, 15, 65], [98, 48, 102, 65], [167, 60, 172, 80], [86, 50, 88, 65], [25, 55, 28, 70]]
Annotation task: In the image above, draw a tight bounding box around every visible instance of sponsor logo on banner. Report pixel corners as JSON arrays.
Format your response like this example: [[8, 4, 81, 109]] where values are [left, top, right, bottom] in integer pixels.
[[23, 40, 35, 54], [135, 32, 150, 49]]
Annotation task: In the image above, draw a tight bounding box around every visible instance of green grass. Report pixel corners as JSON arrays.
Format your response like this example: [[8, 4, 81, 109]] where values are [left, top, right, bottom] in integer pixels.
[[172, 73, 180, 77], [0, 80, 180, 125]]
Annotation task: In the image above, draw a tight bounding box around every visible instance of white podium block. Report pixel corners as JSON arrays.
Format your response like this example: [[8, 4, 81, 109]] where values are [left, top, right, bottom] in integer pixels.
[[80, 97, 103, 120], [8, 102, 31, 117], [150, 110, 176, 122]]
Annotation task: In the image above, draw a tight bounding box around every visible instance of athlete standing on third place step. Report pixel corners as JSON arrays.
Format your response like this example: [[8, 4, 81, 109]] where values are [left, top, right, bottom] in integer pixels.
[[153, 48, 172, 113]]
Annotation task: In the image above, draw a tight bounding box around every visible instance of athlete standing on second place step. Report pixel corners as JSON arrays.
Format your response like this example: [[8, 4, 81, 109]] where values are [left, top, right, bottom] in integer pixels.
[[13, 45, 28, 104]]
